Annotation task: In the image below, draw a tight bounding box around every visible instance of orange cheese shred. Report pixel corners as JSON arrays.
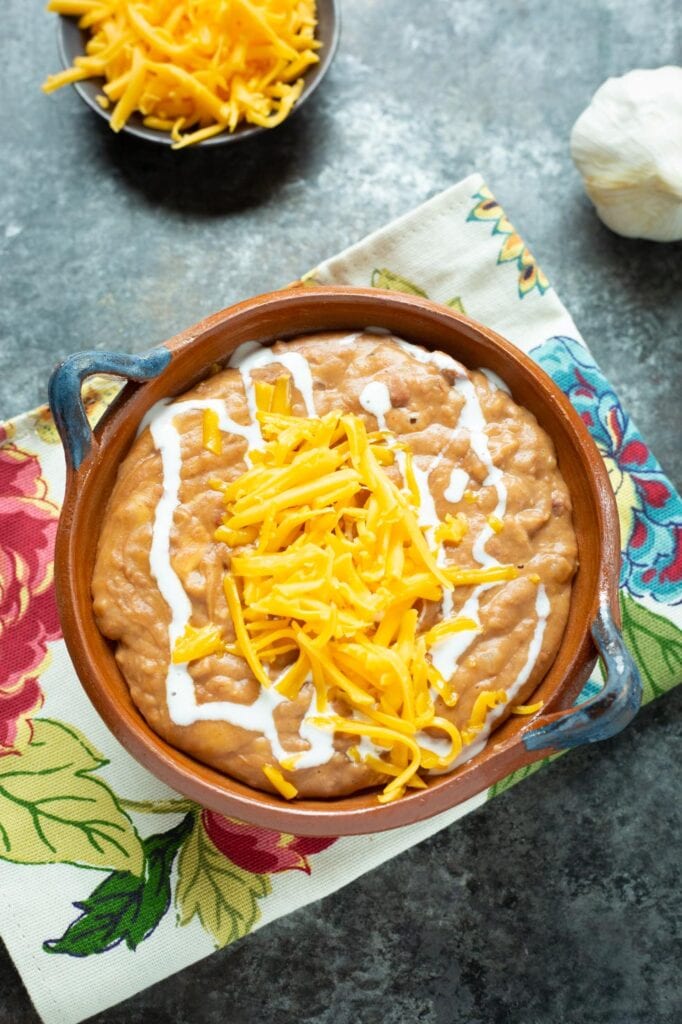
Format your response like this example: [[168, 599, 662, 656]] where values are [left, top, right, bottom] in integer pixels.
[[435, 513, 469, 545], [262, 765, 298, 799], [510, 700, 544, 715], [172, 623, 224, 664], [468, 690, 507, 729], [202, 408, 222, 455]]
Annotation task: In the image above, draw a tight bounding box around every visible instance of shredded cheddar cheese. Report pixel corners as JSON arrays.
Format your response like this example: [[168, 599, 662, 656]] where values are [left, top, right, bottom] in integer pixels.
[[263, 764, 298, 799], [43, 0, 320, 148], [468, 690, 507, 729], [434, 513, 468, 545], [172, 622, 224, 663], [206, 383, 520, 803], [202, 408, 222, 455], [510, 700, 544, 715]]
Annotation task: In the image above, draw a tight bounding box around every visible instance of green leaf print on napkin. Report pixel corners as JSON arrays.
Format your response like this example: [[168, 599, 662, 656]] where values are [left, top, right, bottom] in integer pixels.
[[620, 592, 682, 703], [371, 268, 428, 297], [370, 268, 465, 313], [44, 814, 194, 956], [0, 719, 144, 875], [176, 814, 271, 947]]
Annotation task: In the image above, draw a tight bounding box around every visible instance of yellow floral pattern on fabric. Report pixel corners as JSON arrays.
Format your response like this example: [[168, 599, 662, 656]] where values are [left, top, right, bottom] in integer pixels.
[[468, 186, 550, 298]]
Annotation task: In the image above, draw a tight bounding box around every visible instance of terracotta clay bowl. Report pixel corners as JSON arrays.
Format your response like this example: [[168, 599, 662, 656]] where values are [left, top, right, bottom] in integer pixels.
[[49, 287, 641, 835], [56, 0, 340, 147]]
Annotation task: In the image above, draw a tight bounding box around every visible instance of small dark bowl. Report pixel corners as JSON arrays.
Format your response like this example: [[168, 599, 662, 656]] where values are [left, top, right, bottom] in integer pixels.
[[56, 0, 339, 146]]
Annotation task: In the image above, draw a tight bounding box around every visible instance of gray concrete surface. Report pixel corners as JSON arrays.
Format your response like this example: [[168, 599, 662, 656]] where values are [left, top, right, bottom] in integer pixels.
[[1, 1, 680, 1022]]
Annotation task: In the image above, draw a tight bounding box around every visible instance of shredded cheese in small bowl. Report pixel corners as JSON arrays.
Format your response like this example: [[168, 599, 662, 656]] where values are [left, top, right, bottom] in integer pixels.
[[43, 0, 338, 148]]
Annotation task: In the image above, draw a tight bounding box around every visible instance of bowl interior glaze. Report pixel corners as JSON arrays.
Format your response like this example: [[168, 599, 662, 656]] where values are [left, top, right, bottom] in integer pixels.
[[55, 287, 619, 835]]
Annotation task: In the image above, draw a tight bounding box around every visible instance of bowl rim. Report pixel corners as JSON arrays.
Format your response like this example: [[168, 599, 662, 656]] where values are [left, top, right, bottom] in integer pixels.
[[55, 0, 340, 147], [53, 286, 621, 835]]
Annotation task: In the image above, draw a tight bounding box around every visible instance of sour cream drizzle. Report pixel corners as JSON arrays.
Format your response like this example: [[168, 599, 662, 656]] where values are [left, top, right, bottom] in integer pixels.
[[145, 335, 550, 777], [296, 689, 338, 769], [453, 375, 508, 568], [357, 349, 510, 681], [421, 584, 550, 769], [231, 346, 317, 431], [445, 582, 550, 766], [148, 400, 283, 747], [480, 367, 511, 395], [358, 379, 444, 535], [444, 467, 469, 503], [358, 343, 547, 762], [393, 337, 466, 377], [147, 383, 336, 768]]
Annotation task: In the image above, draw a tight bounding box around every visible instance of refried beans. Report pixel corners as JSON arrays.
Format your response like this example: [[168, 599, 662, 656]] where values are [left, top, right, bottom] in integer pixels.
[[92, 332, 578, 801]]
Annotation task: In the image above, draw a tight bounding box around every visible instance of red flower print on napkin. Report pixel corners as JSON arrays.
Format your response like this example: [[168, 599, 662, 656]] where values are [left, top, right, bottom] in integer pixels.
[[0, 444, 61, 753], [202, 811, 336, 875]]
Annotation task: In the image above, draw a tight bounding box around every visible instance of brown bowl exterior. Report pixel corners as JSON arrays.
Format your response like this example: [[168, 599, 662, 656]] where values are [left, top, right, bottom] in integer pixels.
[[53, 287, 620, 835]]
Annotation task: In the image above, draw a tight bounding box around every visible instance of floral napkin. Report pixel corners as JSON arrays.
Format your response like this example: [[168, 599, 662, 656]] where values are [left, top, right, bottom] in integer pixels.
[[1, 172, 680, 1024]]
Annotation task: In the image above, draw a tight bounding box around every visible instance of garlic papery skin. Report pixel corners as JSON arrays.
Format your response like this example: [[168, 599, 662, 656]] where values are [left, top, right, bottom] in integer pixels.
[[571, 66, 682, 242]]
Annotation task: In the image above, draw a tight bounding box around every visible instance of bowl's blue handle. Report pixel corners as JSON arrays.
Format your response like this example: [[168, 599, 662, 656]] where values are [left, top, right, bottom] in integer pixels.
[[523, 599, 642, 753], [48, 348, 171, 471]]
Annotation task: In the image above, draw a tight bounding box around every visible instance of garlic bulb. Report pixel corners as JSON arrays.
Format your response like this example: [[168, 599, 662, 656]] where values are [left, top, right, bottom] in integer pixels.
[[571, 66, 682, 242]]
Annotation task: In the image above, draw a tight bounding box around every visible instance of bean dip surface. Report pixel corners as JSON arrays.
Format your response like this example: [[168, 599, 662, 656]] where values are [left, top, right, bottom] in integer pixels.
[[92, 333, 578, 801]]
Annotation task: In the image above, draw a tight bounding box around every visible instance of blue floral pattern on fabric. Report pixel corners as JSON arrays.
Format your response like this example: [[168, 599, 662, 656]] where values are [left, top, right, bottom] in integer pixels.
[[531, 336, 682, 606]]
